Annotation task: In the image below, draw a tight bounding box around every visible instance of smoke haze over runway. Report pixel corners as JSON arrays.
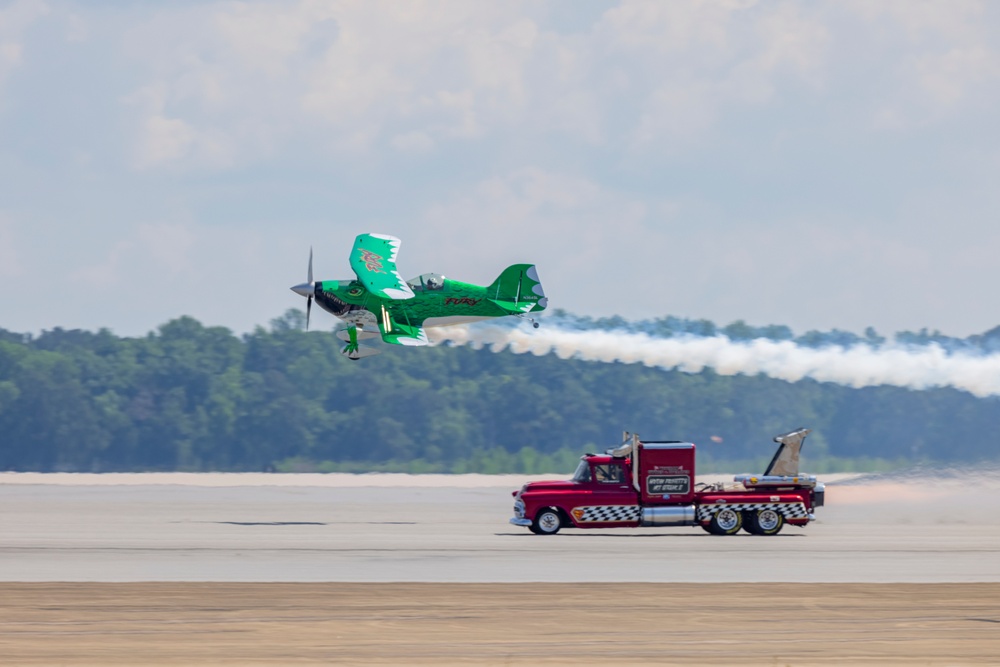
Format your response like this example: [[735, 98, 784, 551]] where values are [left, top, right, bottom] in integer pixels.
[[429, 324, 1000, 398]]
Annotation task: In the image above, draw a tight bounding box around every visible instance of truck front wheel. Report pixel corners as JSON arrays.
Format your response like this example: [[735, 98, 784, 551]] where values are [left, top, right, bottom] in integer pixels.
[[708, 508, 742, 535], [532, 509, 562, 535], [746, 508, 784, 535]]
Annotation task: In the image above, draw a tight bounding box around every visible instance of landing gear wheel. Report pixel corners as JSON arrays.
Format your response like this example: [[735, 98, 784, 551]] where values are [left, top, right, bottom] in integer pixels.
[[747, 508, 784, 535], [532, 509, 562, 535], [708, 507, 743, 535]]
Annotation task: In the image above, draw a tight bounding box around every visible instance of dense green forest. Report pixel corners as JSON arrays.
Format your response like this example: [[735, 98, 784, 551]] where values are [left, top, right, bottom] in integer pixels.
[[2, 310, 1000, 473]]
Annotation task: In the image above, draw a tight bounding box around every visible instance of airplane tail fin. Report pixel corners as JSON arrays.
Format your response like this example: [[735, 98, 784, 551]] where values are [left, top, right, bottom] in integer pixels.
[[764, 428, 811, 476], [487, 264, 548, 314]]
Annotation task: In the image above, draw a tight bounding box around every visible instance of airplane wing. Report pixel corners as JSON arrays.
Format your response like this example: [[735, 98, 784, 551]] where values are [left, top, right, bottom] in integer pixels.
[[375, 304, 429, 346], [349, 233, 415, 300]]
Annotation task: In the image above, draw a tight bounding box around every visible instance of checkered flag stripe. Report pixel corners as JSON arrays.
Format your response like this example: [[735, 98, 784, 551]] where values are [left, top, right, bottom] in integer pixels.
[[575, 505, 641, 522], [696, 502, 809, 522]]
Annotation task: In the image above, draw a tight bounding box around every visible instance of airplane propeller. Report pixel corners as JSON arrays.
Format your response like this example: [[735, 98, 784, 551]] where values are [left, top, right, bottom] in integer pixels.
[[290, 247, 315, 330]]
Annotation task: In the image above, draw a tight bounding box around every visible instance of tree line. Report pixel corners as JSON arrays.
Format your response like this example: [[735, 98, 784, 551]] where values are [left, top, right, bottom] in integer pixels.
[[1, 310, 999, 473]]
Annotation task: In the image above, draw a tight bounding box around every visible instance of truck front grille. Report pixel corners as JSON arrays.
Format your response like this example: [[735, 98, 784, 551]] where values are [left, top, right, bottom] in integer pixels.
[[513, 500, 525, 519]]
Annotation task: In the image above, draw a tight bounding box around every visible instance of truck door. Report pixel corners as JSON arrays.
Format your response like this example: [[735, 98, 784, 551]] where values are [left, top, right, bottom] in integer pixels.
[[578, 460, 640, 527], [593, 462, 631, 489]]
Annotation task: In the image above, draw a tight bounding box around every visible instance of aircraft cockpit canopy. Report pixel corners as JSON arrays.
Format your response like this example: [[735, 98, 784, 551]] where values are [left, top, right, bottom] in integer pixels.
[[407, 273, 446, 292]]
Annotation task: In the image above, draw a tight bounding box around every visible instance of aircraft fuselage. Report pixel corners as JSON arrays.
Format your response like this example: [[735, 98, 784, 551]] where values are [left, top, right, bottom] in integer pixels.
[[313, 278, 507, 329]]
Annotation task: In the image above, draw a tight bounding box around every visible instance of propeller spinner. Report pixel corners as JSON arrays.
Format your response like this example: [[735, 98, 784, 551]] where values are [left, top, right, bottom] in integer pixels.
[[289, 247, 315, 329]]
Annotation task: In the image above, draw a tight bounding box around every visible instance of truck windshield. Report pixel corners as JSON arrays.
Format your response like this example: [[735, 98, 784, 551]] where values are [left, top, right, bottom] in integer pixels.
[[571, 460, 591, 483]]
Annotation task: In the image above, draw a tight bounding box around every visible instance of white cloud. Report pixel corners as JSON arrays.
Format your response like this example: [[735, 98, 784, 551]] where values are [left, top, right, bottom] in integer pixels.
[[0, 0, 48, 89], [99, 1, 998, 169], [416, 167, 665, 302], [3, 1, 1000, 338], [605, 2, 831, 149], [414, 166, 1000, 335], [125, 83, 233, 168], [98, 1, 836, 168], [841, 0, 1000, 127], [141, 114, 195, 166], [73, 222, 195, 288], [844, 0, 985, 42], [916, 46, 998, 111], [64, 219, 279, 335]]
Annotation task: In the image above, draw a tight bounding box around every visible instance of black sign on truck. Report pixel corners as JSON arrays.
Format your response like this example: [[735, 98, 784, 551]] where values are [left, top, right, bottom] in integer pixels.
[[646, 475, 690, 496]]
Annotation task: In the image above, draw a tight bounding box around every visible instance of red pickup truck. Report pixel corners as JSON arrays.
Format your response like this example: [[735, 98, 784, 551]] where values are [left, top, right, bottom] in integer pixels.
[[510, 428, 824, 536]]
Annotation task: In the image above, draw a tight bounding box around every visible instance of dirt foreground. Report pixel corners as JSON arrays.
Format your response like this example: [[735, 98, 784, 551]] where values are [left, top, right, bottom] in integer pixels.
[[1, 583, 999, 666]]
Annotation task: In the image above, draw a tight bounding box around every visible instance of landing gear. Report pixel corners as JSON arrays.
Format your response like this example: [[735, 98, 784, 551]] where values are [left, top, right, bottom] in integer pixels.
[[516, 313, 540, 329], [343, 325, 360, 357]]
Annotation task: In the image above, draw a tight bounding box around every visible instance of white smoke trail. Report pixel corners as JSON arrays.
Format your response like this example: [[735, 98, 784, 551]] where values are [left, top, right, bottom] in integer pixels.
[[427, 324, 1000, 398]]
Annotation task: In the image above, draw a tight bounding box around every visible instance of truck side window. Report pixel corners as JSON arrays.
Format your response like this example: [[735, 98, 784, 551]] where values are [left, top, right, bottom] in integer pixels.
[[594, 464, 624, 484]]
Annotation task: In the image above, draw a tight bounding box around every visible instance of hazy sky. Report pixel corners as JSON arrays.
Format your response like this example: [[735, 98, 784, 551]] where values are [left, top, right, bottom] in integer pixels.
[[2, 1, 999, 338]]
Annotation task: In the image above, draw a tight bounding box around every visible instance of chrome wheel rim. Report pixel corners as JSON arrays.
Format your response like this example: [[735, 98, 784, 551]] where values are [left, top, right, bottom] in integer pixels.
[[538, 512, 560, 533], [716, 508, 739, 531], [758, 509, 780, 531]]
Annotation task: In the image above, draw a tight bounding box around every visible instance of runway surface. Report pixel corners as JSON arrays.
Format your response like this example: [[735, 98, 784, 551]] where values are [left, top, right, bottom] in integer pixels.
[[4, 582, 1000, 666], [4, 472, 1000, 665], [2, 471, 999, 582]]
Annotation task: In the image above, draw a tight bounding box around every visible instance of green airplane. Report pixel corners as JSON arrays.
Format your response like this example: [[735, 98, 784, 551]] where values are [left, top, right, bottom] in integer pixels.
[[290, 233, 547, 359]]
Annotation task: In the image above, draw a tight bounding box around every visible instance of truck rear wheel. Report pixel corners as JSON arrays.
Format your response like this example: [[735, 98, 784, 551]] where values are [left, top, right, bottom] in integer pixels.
[[746, 508, 784, 535], [708, 508, 742, 535], [532, 509, 562, 535]]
